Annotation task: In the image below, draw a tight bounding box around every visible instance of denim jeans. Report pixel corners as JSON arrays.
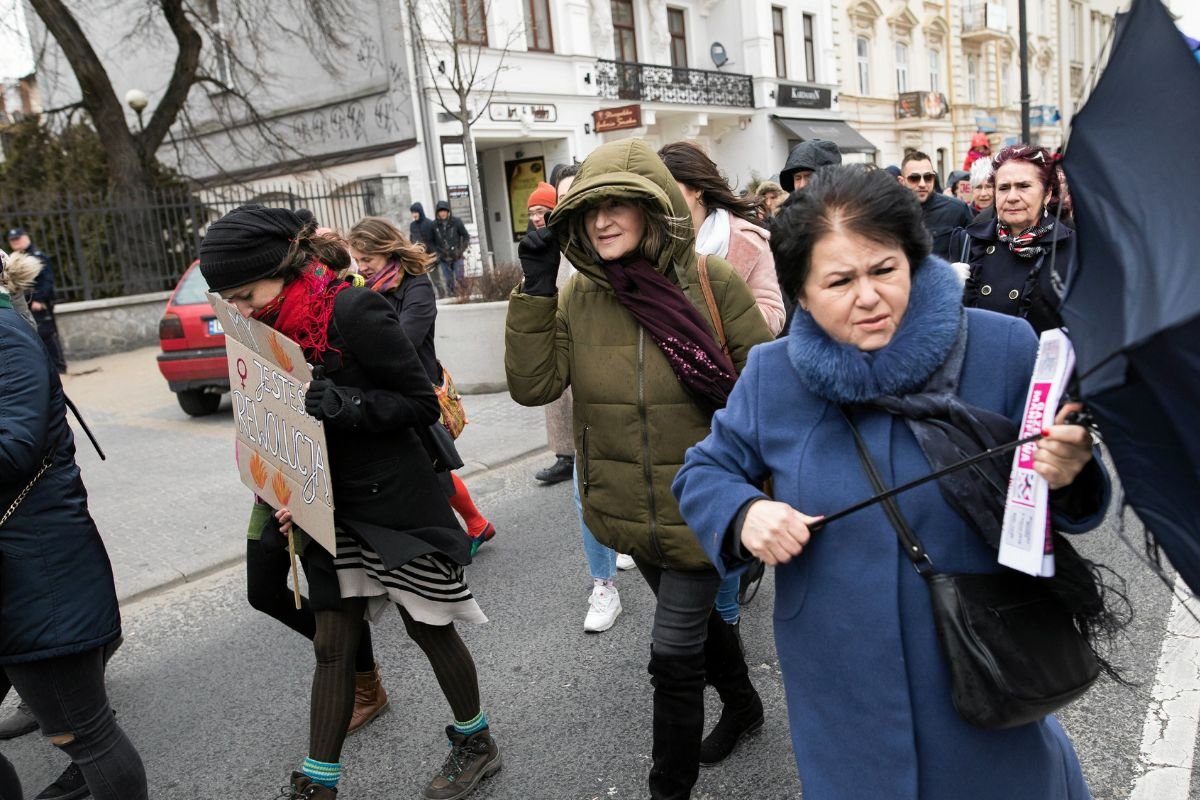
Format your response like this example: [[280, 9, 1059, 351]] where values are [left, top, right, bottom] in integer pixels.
[[439, 258, 465, 295], [714, 573, 741, 624], [0, 647, 147, 800], [574, 465, 616, 581], [634, 560, 723, 657]]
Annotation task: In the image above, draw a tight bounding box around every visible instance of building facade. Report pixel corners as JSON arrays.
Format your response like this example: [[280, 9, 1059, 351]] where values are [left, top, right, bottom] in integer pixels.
[[832, 0, 1124, 171], [402, 0, 873, 264]]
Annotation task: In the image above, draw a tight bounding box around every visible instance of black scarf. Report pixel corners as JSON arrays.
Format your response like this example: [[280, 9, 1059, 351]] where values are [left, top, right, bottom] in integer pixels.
[[858, 318, 1107, 622]]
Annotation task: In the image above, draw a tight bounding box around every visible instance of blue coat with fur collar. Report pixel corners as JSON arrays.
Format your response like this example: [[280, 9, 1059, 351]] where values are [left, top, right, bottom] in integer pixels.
[[673, 259, 1105, 800]]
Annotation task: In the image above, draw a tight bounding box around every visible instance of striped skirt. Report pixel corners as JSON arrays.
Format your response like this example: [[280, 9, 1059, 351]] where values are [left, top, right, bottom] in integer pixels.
[[332, 533, 486, 626]]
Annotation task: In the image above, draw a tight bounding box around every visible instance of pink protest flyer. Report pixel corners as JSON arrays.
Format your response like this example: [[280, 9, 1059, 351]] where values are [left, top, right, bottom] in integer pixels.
[[998, 329, 1075, 577]]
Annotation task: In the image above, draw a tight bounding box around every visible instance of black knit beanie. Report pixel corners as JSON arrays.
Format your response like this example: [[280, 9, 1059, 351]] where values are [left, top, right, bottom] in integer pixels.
[[199, 205, 315, 292]]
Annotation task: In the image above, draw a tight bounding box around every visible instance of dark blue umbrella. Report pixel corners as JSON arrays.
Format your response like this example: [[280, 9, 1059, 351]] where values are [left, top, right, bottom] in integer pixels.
[[1061, 0, 1200, 593]]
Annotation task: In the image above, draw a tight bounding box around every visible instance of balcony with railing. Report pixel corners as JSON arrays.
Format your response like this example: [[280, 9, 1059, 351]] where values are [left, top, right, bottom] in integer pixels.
[[962, 2, 1009, 40], [595, 59, 754, 109]]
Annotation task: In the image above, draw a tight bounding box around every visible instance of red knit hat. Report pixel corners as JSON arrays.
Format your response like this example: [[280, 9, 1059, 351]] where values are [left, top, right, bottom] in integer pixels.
[[526, 182, 557, 210]]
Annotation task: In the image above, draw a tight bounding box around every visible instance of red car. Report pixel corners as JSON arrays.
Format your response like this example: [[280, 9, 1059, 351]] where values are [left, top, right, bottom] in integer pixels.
[[156, 261, 229, 416]]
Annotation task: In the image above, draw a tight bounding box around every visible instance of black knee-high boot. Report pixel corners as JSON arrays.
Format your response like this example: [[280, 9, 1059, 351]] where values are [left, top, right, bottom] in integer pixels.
[[700, 612, 763, 765], [647, 648, 708, 800]]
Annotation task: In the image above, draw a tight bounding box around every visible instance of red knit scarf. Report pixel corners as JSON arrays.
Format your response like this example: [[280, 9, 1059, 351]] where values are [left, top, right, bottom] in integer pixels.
[[252, 261, 348, 360]]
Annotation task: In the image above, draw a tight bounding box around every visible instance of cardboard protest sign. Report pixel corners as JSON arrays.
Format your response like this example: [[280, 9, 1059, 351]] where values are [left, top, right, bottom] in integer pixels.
[[207, 293, 336, 555]]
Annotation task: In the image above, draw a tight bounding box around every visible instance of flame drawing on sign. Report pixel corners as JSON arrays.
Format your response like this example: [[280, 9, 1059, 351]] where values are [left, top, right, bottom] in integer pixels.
[[271, 469, 292, 507], [249, 451, 269, 489], [268, 331, 295, 373]]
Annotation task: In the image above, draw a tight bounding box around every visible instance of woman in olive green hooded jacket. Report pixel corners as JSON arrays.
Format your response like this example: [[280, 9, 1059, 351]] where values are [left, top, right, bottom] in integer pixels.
[[505, 140, 773, 798]]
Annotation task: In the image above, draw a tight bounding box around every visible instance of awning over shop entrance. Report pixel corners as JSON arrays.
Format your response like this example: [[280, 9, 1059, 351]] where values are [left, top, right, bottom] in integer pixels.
[[771, 116, 877, 154]]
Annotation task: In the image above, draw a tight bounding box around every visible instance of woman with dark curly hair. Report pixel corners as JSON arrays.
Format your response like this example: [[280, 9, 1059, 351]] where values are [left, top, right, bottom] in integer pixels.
[[950, 144, 1075, 333], [675, 165, 1109, 799]]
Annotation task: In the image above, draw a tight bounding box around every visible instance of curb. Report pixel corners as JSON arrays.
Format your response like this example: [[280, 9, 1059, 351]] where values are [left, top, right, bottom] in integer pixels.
[[116, 443, 551, 609]]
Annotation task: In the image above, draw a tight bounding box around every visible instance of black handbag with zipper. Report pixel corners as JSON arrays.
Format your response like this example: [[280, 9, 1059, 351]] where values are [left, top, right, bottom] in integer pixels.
[[842, 407, 1100, 729]]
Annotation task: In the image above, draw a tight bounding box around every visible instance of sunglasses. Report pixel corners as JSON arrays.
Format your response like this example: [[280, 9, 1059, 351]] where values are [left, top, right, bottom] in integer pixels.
[[904, 172, 938, 185]]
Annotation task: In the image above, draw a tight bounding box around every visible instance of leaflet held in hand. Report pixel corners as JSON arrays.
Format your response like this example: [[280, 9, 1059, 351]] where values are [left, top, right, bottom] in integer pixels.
[[999, 328, 1075, 578]]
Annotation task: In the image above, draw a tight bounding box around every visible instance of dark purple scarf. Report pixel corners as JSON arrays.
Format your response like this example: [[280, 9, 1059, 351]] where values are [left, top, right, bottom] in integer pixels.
[[605, 257, 738, 411]]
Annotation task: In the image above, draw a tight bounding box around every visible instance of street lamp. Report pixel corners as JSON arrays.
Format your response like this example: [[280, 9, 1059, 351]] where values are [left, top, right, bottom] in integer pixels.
[[125, 89, 148, 132]]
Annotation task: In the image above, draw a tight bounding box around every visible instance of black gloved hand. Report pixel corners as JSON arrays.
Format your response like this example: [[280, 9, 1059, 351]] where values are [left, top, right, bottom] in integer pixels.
[[517, 223, 561, 297], [304, 378, 336, 419]]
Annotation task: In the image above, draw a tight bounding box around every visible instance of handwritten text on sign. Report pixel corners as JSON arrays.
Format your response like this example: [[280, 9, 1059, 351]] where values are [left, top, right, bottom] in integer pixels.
[[207, 293, 337, 555]]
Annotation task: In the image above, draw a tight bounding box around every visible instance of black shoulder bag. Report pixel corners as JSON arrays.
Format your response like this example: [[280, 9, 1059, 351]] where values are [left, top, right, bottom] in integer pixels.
[[841, 407, 1099, 729]]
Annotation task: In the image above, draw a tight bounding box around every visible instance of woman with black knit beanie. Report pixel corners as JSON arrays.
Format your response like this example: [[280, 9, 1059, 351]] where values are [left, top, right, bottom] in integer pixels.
[[199, 205, 501, 800]]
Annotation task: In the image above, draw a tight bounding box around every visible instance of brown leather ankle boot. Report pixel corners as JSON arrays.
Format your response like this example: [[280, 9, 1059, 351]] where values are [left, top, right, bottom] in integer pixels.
[[346, 662, 389, 734]]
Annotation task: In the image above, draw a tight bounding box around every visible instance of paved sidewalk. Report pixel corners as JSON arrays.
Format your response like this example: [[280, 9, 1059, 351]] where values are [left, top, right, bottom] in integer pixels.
[[60, 346, 548, 603]]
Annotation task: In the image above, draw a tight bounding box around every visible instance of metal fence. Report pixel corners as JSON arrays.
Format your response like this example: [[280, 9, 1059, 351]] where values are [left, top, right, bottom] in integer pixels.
[[0, 180, 391, 302]]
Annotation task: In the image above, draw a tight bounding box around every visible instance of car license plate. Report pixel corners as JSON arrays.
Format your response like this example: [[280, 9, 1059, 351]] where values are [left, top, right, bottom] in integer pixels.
[[207, 318, 224, 336]]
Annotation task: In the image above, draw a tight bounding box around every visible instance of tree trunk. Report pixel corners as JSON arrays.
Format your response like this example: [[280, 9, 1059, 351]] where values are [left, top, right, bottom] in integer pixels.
[[459, 106, 493, 275]]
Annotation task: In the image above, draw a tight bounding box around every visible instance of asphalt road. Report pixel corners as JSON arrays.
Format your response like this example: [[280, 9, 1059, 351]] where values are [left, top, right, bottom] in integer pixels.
[[1, 450, 1194, 800]]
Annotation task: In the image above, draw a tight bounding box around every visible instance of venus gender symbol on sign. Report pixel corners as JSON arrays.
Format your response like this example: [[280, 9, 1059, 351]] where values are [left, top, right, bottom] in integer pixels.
[[237, 358, 248, 389]]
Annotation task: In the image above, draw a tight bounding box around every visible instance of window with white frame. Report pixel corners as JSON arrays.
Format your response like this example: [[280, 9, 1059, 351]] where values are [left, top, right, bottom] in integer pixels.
[[803, 13, 816, 82], [525, 0, 553, 52], [895, 42, 909, 93], [929, 47, 941, 93], [772, 6, 787, 79], [856, 36, 871, 95], [966, 52, 980, 104]]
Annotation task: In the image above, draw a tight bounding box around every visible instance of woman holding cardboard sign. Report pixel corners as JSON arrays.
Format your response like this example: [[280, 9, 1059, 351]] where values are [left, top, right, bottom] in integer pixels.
[[200, 205, 500, 800]]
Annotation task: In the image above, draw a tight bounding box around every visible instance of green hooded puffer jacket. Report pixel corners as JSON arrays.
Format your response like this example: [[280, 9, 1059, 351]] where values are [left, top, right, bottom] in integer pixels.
[[505, 139, 773, 570]]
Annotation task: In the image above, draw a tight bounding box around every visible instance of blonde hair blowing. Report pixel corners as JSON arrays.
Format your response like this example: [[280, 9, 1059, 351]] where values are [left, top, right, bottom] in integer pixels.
[[348, 217, 436, 276]]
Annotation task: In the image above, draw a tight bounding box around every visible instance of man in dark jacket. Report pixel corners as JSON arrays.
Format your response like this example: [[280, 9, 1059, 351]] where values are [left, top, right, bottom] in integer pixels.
[[432, 201, 470, 296], [779, 139, 842, 193], [409, 203, 438, 253], [900, 152, 973, 260], [7, 228, 66, 373]]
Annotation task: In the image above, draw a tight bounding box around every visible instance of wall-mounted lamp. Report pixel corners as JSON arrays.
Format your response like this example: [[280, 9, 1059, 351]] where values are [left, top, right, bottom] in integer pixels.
[[710, 42, 729, 69], [768, 89, 776, 100], [584, 122, 591, 135], [584, 72, 592, 85], [515, 149, 525, 158], [437, 60, 446, 74]]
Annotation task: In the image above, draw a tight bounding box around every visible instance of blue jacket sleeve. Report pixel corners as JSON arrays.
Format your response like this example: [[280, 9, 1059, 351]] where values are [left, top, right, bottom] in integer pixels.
[[673, 347, 772, 578], [0, 315, 51, 481]]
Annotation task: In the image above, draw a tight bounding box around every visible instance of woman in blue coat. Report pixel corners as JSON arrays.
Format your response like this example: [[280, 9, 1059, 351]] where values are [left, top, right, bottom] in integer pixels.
[[0, 252, 147, 800], [673, 166, 1107, 800]]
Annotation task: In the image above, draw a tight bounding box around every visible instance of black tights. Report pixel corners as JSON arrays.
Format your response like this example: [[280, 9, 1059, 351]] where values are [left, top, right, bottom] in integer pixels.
[[308, 601, 481, 763], [245, 539, 374, 672]]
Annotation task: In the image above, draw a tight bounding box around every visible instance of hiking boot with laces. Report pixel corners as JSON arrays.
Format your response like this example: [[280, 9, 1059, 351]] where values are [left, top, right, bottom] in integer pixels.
[[422, 726, 502, 800], [280, 772, 337, 799]]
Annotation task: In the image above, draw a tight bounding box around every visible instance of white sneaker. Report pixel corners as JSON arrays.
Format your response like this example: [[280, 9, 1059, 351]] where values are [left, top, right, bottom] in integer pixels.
[[584, 584, 622, 633], [616, 553, 637, 571]]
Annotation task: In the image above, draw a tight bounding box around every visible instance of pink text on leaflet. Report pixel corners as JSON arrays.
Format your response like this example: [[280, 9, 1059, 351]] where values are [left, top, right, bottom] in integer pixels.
[[1017, 383, 1051, 469]]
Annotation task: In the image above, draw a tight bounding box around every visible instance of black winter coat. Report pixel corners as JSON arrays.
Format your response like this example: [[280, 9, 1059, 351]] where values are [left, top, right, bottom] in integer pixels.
[[310, 288, 466, 567], [922, 192, 974, 260], [21, 246, 56, 308], [432, 202, 470, 262], [950, 215, 1075, 335], [378, 273, 440, 385], [409, 203, 438, 253], [0, 296, 120, 665]]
